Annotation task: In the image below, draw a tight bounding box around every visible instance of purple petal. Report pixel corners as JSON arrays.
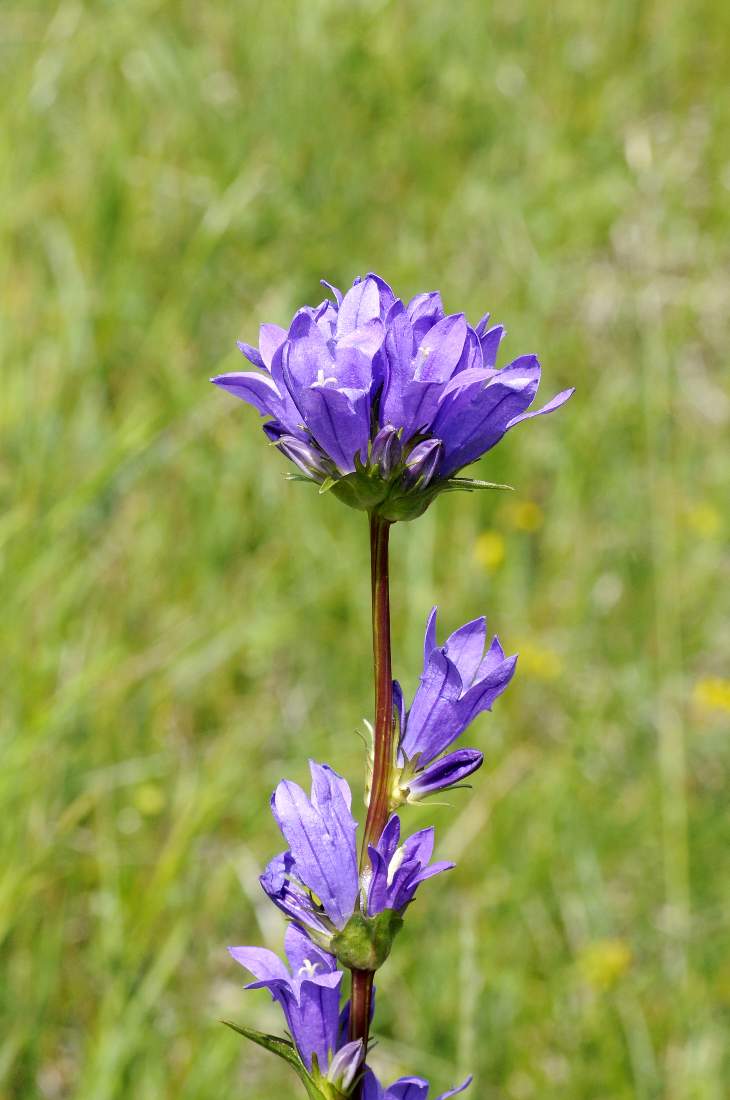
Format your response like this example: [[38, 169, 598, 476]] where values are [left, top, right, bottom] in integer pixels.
[[444, 617, 487, 689], [284, 924, 336, 976], [331, 344, 375, 391], [337, 277, 382, 336], [362, 1069, 386, 1100], [337, 317, 385, 361], [437, 1077, 473, 1099], [228, 945, 288, 983], [327, 1039, 365, 1090], [373, 813, 401, 864], [407, 291, 445, 342], [211, 371, 283, 418], [475, 635, 506, 679], [258, 324, 287, 369], [406, 748, 484, 798], [410, 859, 455, 886], [414, 314, 467, 382], [385, 1077, 430, 1100], [277, 436, 330, 480], [457, 654, 518, 729], [392, 679, 406, 745], [321, 279, 343, 306], [398, 826, 435, 867], [236, 340, 265, 370], [434, 356, 542, 475], [371, 425, 403, 478], [423, 607, 439, 667], [404, 438, 443, 489], [284, 971, 343, 1071], [365, 272, 397, 313], [475, 311, 491, 336], [479, 324, 505, 367], [505, 386, 575, 429], [283, 326, 336, 395], [366, 845, 391, 915], [271, 768, 358, 929], [380, 310, 416, 429], [259, 852, 331, 936], [400, 649, 463, 764], [296, 385, 371, 473]]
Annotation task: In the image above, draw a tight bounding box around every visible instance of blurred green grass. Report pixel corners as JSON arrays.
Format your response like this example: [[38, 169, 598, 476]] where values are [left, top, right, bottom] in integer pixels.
[[2, 1, 729, 1097]]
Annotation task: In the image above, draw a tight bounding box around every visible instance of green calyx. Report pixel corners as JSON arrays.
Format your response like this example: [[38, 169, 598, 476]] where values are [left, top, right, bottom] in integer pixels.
[[321, 467, 512, 522], [331, 909, 404, 971]]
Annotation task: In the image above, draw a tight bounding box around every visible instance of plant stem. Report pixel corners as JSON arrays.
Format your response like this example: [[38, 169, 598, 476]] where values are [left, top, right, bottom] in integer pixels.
[[347, 513, 393, 1085], [362, 511, 394, 859], [348, 967, 374, 1052]]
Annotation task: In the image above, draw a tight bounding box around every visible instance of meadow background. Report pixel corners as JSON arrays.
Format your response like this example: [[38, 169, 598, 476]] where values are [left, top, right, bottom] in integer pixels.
[[2, 2, 729, 1098]]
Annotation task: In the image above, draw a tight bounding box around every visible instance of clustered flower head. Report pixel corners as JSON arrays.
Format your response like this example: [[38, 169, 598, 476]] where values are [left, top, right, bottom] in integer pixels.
[[221, 274, 572, 1099], [212, 273, 573, 520]]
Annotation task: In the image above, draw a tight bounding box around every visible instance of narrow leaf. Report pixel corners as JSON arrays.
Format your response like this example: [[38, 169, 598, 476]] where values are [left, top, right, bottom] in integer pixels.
[[222, 1022, 329, 1100], [222, 1020, 300, 1069], [445, 478, 514, 493]]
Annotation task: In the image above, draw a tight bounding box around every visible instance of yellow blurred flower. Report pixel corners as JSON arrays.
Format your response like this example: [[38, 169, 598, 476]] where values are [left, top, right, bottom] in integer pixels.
[[474, 531, 505, 572], [578, 938, 632, 991], [134, 783, 166, 816], [504, 499, 544, 533], [684, 502, 722, 538], [693, 677, 730, 713], [516, 641, 563, 681]]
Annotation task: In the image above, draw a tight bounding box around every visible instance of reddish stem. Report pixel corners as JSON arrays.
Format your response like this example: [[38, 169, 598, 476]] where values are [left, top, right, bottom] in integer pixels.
[[347, 513, 394, 1087], [362, 512, 394, 858]]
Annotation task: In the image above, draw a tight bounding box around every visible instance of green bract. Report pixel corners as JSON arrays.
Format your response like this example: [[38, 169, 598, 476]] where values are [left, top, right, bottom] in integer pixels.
[[331, 909, 404, 972]]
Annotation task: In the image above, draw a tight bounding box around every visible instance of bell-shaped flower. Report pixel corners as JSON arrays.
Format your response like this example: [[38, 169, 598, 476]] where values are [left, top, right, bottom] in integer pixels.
[[212, 274, 573, 521], [390, 607, 517, 804], [229, 924, 356, 1077], [365, 815, 453, 915], [361, 1067, 472, 1099], [260, 762, 452, 964]]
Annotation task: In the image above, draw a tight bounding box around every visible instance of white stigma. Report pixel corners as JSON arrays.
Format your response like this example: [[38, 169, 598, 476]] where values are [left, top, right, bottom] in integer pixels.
[[298, 958, 320, 979], [314, 367, 337, 387], [386, 845, 406, 887]]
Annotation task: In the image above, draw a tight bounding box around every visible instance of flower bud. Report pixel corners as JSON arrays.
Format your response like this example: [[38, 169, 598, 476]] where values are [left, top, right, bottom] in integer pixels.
[[404, 438, 443, 490], [325, 1039, 365, 1093], [276, 436, 332, 481], [370, 425, 402, 478]]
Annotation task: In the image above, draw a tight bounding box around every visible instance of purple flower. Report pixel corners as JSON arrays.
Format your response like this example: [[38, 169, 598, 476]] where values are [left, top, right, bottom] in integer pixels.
[[361, 1068, 472, 1099], [229, 924, 356, 1075], [391, 607, 517, 803], [212, 274, 574, 520], [366, 815, 453, 915], [260, 761, 452, 951], [266, 761, 360, 935]]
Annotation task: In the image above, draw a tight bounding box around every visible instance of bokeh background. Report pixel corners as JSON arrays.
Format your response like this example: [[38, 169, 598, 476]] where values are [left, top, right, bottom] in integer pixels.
[[2, 2, 729, 1098]]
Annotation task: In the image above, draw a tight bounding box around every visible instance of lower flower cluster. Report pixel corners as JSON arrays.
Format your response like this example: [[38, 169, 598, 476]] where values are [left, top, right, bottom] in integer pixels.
[[228, 608, 516, 1098]]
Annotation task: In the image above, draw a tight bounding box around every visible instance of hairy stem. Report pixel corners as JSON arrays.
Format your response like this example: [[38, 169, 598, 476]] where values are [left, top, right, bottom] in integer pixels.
[[347, 513, 393, 1086]]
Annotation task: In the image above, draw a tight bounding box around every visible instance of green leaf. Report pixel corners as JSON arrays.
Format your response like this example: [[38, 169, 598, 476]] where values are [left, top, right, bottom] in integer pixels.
[[318, 477, 336, 495], [222, 1022, 331, 1100], [223, 1020, 300, 1068], [444, 477, 514, 493]]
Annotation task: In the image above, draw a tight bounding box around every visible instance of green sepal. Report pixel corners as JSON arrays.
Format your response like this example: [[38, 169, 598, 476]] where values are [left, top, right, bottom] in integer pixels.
[[331, 909, 404, 971], [222, 1021, 330, 1100]]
